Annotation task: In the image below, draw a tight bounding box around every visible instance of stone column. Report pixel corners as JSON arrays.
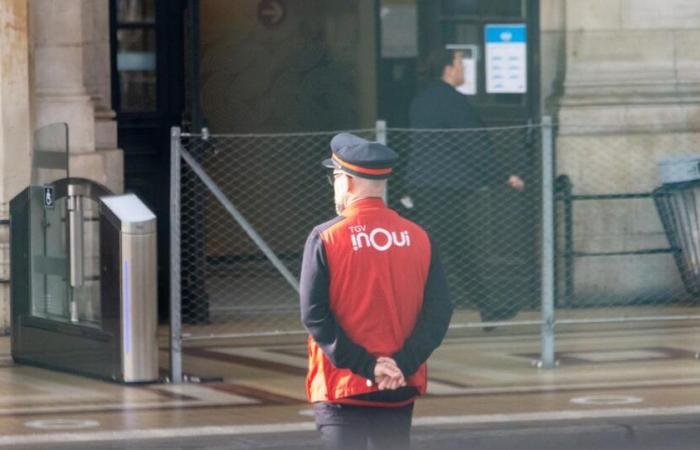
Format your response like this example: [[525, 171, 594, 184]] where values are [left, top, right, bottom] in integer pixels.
[[539, 0, 566, 116], [30, 0, 122, 193], [82, 0, 118, 151], [555, 0, 700, 304], [0, 0, 32, 331], [559, 0, 700, 131], [78, 0, 122, 193], [31, 0, 96, 153]]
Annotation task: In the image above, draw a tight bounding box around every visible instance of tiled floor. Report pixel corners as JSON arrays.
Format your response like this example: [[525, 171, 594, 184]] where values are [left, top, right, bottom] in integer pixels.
[[1, 318, 700, 447]]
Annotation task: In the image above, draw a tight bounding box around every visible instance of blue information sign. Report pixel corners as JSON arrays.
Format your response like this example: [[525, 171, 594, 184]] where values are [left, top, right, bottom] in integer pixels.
[[485, 24, 527, 93]]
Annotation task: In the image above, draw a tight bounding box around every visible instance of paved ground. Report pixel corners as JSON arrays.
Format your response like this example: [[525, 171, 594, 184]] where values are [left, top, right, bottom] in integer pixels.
[[8, 416, 700, 449], [2, 318, 700, 449]]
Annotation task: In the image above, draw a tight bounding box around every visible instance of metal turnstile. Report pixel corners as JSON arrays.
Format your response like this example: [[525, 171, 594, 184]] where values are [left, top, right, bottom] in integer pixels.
[[10, 178, 158, 383]]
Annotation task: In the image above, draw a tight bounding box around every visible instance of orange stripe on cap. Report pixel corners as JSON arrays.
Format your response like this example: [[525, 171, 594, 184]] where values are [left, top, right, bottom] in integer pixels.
[[332, 154, 393, 176]]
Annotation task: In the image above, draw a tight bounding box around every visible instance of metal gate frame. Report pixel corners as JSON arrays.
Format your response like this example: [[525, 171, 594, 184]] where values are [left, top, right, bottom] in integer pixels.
[[167, 119, 559, 382]]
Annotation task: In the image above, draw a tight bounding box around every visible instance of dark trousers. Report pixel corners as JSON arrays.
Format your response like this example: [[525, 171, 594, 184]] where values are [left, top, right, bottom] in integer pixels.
[[411, 189, 487, 308], [313, 402, 414, 450], [410, 188, 520, 321]]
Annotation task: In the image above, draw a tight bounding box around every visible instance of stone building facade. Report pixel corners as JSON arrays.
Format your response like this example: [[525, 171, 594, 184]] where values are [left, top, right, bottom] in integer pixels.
[[550, 0, 700, 303], [0, 0, 122, 331], [0, 0, 699, 329]]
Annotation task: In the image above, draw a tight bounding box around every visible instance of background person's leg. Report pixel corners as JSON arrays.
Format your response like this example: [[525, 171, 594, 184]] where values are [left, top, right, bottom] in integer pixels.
[[462, 189, 495, 321], [450, 189, 482, 310], [472, 188, 521, 323], [313, 403, 368, 450], [414, 189, 468, 308], [367, 403, 414, 450]]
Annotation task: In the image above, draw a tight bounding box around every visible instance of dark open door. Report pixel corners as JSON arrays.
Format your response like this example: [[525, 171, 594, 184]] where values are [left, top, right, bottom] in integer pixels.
[[417, 0, 540, 125], [379, 0, 541, 315], [426, 0, 541, 312], [379, 0, 540, 126], [110, 0, 186, 319]]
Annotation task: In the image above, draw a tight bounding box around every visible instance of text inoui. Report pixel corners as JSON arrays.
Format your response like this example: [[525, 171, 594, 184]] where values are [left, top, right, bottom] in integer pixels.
[[349, 225, 411, 252]]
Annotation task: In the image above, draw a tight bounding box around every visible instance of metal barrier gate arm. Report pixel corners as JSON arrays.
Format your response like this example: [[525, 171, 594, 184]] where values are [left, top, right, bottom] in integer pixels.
[[178, 146, 301, 294]]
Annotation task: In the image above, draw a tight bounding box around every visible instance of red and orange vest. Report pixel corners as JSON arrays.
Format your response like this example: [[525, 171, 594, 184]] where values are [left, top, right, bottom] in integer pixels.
[[305, 198, 432, 404]]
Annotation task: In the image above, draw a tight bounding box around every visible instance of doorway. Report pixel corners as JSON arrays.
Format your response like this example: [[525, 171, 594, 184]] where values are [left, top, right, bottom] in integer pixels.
[[417, 0, 539, 124], [379, 0, 542, 315], [110, 0, 187, 319]]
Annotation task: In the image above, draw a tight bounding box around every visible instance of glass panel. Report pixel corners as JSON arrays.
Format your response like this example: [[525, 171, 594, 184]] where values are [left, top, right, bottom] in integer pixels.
[[117, 29, 157, 111], [117, 0, 156, 23], [381, 1, 418, 58], [73, 198, 102, 326], [28, 188, 102, 327], [441, 0, 522, 17], [30, 191, 70, 320], [32, 123, 68, 186], [449, 23, 482, 46]]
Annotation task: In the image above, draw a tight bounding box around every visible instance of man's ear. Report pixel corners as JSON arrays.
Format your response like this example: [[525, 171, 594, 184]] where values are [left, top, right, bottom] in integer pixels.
[[443, 65, 451, 81]]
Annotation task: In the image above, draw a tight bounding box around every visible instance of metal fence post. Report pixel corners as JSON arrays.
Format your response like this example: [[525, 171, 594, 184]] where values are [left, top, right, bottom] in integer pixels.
[[375, 120, 388, 202], [170, 126, 183, 383], [179, 149, 300, 294], [375, 120, 387, 145], [539, 116, 556, 369]]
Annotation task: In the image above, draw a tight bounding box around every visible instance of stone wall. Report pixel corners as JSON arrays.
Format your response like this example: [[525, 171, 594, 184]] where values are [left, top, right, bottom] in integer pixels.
[[540, 0, 566, 116], [555, 0, 700, 303], [200, 0, 377, 133], [0, 0, 32, 332], [0, 0, 122, 331], [30, 0, 122, 193]]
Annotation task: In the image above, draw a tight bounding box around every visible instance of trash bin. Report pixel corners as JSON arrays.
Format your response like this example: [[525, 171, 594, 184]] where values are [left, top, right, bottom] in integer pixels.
[[654, 156, 700, 296]]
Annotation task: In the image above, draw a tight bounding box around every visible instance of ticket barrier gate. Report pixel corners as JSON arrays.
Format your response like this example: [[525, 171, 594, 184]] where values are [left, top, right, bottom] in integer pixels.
[[10, 178, 159, 383]]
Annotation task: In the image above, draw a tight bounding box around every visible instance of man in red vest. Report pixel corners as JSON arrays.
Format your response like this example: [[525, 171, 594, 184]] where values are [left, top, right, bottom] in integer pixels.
[[300, 133, 453, 450]]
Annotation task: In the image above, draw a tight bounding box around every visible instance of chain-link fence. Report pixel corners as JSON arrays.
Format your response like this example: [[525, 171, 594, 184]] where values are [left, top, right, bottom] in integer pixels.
[[173, 129, 377, 342], [169, 119, 700, 379], [385, 125, 542, 328], [554, 126, 700, 325], [171, 123, 544, 342]]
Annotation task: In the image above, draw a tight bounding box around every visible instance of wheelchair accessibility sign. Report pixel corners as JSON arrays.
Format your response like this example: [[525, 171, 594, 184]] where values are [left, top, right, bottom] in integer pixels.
[[44, 185, 55, 209]]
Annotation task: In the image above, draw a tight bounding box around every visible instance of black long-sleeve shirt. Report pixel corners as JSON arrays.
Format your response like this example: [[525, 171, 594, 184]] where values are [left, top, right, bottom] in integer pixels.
[[406, 80, 507, 190]]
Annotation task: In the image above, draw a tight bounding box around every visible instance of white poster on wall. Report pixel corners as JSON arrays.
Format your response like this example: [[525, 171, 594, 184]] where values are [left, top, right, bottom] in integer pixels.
[[485, 24, 527, 94]]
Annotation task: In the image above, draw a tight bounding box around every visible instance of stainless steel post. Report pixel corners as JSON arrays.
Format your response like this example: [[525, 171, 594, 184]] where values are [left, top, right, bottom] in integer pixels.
[[67, 184, 85, 323], [376, 120, 388, 202], [540, 116, 556, 369], [170, 127, 183, 383], [99, 192, 158, 382], [375, 120, 387, 145]]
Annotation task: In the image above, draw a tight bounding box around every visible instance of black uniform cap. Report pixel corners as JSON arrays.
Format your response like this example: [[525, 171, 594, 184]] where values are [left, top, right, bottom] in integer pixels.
[[322, 132, 398, 180]]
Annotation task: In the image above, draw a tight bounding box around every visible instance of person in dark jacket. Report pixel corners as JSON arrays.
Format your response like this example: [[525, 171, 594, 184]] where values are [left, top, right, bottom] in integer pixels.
[[300, 133, 453, 450], [406, 48, 524, 323]]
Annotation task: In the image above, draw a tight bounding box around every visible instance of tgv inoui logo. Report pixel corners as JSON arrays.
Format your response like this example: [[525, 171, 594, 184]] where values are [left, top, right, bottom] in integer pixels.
[[348, 225, 411, 252]]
